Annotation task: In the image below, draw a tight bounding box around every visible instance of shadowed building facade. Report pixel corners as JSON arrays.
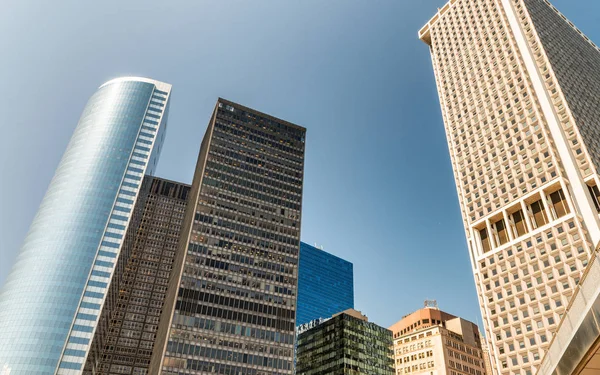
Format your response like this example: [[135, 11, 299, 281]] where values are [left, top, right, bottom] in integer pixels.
[[85, 177, 190, 375], [296, 309, 394, 375], [149, 99, 306, 375], [420, 0, 600, 374]]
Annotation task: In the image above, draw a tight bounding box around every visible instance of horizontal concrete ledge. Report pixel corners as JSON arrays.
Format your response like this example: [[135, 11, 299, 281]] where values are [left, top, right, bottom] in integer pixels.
[[538, 251, 600, 375]]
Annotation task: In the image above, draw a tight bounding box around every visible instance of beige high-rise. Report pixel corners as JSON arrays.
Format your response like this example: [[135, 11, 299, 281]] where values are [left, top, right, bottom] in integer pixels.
[[420, 1, 600, 375]]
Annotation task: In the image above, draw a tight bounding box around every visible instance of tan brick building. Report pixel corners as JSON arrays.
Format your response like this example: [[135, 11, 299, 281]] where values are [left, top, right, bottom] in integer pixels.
[[390, 306, 487, 375]]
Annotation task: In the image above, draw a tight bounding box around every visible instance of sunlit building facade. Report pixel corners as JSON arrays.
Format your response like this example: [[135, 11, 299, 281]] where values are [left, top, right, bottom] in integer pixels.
[[420, 0, 600, 374], [0, 77, 172, 375], [149, 99, 306, 375], [389, 306, 486, 375]]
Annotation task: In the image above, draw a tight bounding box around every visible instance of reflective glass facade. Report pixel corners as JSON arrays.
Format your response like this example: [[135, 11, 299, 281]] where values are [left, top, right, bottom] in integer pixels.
[[0, 77, 171, 375], [297, 242, 354, 326], [296, 310, 394, 375], [149, 99, 306, 375]]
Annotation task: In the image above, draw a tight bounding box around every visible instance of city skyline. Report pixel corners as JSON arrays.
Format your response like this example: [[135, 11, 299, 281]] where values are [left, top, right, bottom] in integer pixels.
[[1, 0, 600, 334]]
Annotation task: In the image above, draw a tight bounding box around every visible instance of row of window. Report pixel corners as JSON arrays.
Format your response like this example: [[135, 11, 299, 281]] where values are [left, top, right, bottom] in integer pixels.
[[478, 188, 569, 253]]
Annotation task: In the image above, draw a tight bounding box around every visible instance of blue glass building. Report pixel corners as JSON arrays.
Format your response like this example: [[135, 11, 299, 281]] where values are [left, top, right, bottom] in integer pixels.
[[297, 242, 354, 326], [0, 77, 172, 375]]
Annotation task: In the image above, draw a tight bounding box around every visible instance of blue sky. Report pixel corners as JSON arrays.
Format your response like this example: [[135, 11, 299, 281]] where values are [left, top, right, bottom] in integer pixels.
[[1, 0, 599, 329]]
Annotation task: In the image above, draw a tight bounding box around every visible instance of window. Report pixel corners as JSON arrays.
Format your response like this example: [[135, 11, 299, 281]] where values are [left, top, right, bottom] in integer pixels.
[[550, 189, 569, 218], [512, 210, 527, 236], [530, 200, 548, 228], [495, 219, 509, 245], [587, 184, 600, 212], [480, 228, 492, 252]]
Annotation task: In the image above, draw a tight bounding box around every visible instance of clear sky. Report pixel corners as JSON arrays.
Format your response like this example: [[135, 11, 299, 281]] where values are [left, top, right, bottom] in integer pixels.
[[1, 0, 599, 329]]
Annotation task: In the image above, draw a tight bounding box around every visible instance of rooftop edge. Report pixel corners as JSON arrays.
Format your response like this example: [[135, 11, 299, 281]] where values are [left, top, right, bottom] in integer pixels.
[[99, 77, 172, 93], [419, 0, 460, 46], [218, 97, 306, 132]]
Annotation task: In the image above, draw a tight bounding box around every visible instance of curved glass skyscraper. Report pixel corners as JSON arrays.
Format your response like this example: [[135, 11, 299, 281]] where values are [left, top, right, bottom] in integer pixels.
[[0, 77, 172, 375]]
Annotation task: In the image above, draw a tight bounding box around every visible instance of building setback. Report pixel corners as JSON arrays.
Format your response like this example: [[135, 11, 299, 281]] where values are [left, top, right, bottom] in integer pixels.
[[389, 306, 487, 375], [0, 77, 171, 375], [296, 309, 394, 375], [420, 0, 600, 374], [85, 177, 190, 374], [149, 99, 306, 375], [297, 242, 354, 326]]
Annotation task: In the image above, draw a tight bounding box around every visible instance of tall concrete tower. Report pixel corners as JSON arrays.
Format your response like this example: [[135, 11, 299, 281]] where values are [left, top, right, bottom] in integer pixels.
[[420, 1, 600, 374]]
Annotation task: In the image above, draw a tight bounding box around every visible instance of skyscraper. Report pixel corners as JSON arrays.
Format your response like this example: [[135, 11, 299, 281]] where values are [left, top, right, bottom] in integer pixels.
[[149, 99, 306, 375], [0, 77, 172, 375], [389, 304, 487, 375], [85, 177, 190, 374], [297, 242, 354, 326], [420, 1, 600, 374], [296, 309, 394, 375]]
